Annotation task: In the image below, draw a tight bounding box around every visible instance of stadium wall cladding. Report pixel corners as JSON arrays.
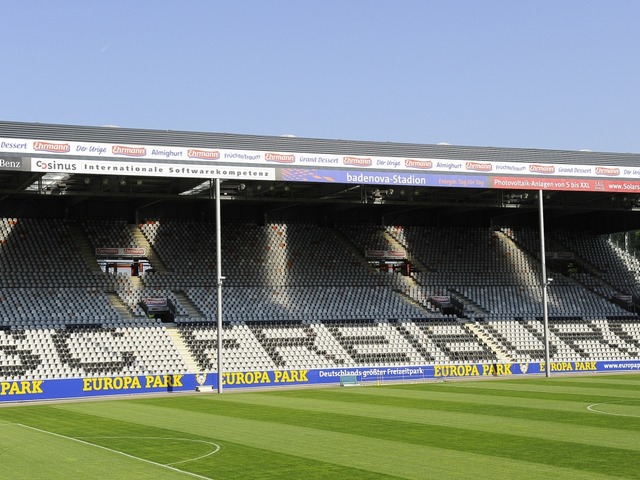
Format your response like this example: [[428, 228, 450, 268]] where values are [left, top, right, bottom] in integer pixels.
[[2, 360, 640, 402]]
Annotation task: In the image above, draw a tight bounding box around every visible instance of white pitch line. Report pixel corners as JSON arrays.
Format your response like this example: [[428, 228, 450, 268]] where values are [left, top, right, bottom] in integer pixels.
[[17, 424, 214, 480], [78, 436, 221, 466], [587, 400, 640, 418]]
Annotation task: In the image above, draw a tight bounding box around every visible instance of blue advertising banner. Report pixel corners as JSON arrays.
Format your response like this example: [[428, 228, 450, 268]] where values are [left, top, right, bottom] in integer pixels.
[[1, 360, 639, 402], [0, 373, 212, 403], [279, 168, 489, 189]]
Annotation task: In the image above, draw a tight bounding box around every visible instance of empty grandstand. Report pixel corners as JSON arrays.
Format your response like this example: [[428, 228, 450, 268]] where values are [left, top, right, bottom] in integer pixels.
[[0, 120, 639, 401]]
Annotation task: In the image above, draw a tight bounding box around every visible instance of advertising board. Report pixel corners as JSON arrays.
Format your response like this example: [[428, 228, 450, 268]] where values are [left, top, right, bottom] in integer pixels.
[[2, 360, 638, 402]]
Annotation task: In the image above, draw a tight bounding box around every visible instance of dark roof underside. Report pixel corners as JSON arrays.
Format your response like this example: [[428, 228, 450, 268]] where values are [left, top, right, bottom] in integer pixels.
[[0, 120, 638, 234]]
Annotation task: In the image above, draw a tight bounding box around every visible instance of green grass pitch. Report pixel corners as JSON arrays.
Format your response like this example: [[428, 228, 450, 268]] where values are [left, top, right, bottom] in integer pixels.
[[0, 374, 639, 479]]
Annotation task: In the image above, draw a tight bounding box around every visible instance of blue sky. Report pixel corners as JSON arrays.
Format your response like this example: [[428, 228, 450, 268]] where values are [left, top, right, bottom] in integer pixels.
[[2, 2, 639, 153]]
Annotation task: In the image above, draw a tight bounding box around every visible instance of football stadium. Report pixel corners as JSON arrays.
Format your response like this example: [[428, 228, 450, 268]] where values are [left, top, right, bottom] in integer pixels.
[[0, 120, 639, 478]]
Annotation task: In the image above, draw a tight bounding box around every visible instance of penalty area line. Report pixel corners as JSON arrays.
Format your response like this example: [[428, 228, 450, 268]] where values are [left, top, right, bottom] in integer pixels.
[[587, 399, 640, 418], [16, 424, 213, 480], [77, 435, 221, 466]]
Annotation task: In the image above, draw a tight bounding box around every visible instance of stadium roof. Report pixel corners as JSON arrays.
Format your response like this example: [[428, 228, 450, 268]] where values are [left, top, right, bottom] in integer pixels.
[[0, 120, 639, 231], [2, 120, 640, 166]]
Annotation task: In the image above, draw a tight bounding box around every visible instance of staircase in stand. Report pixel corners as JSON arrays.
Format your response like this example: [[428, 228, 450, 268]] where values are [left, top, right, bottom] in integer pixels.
[[129, 224, 167, 272], [165, 324, 201, 374], [68, 224, 102, 272], [383, 231, 430, 272], [463, 321, 510, 362], [107, 292, 134, 319], [173, 291, 206, 320], [449, 288, 490, 318]]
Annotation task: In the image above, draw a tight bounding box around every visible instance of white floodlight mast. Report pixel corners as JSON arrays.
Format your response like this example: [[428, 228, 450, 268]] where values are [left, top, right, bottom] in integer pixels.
[[215, 178, 224, 393], [538, 190, 551, 378]]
